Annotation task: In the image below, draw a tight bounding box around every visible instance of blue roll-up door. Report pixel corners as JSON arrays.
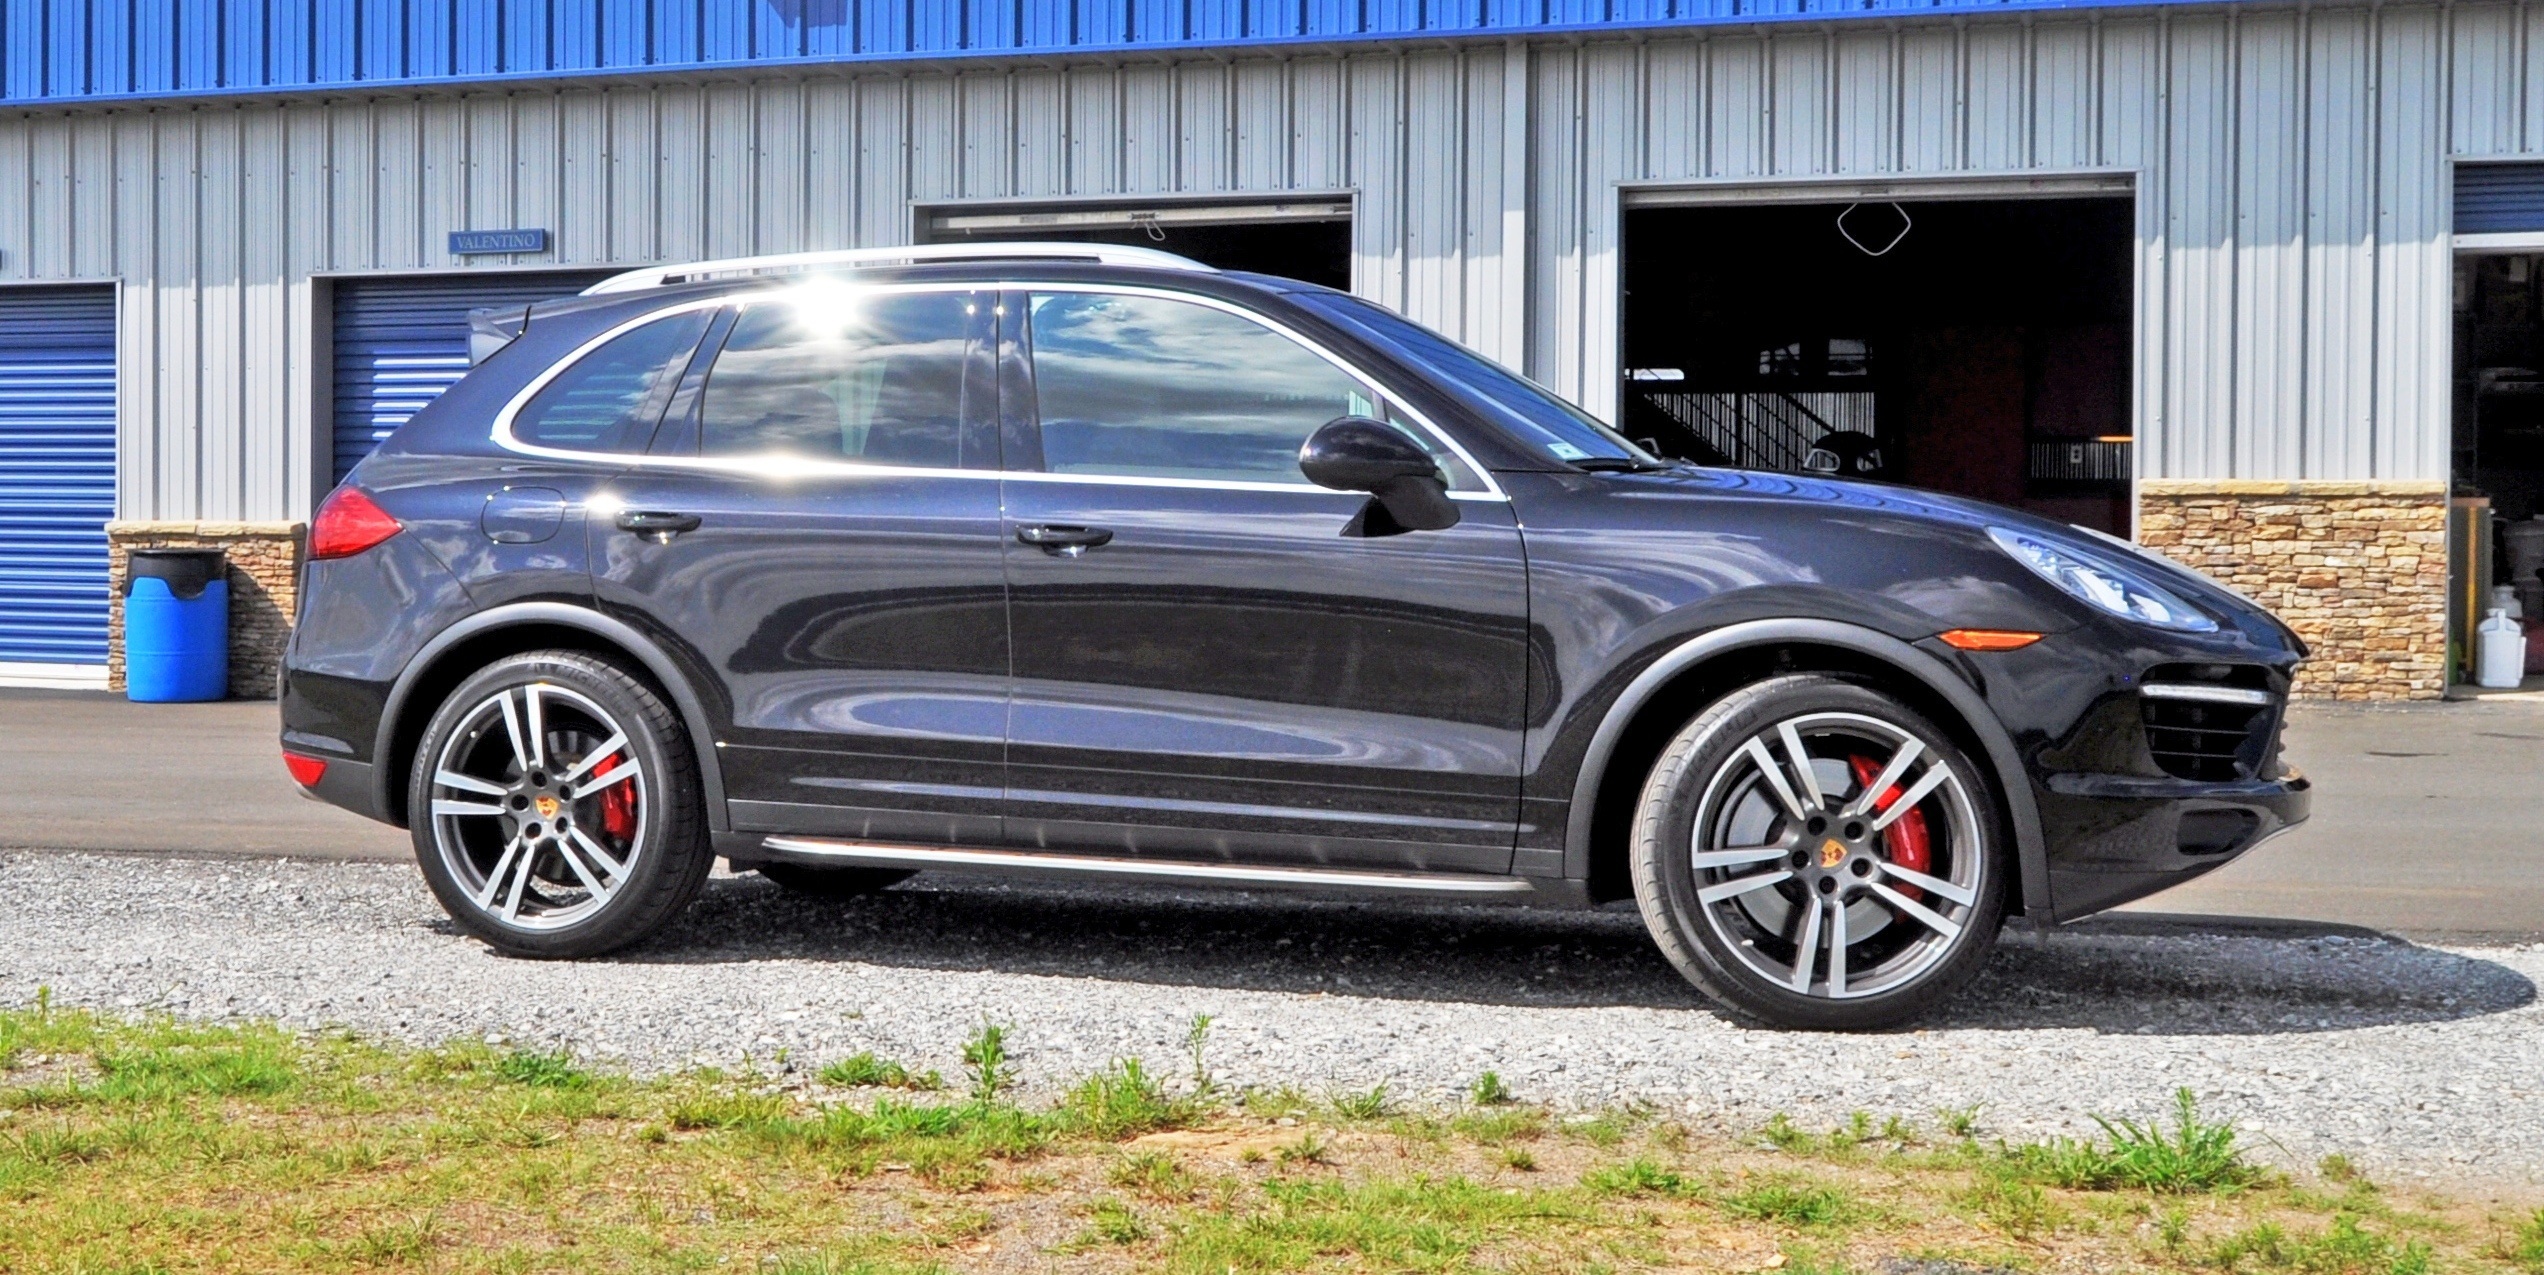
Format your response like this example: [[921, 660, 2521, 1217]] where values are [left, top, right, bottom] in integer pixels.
[[2457, 162, 2544, 235], [0, 286, 117, 669], [331, 270, 616, 484]]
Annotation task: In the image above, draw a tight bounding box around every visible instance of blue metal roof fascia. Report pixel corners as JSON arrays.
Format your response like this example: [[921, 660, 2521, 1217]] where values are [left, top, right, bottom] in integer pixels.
[[0, 0, 2262, 111]]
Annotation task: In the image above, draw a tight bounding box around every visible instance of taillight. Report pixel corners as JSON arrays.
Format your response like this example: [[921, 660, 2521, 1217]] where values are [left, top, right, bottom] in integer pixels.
[[283, 752, 328, 787], [310, 486, 403, 560]]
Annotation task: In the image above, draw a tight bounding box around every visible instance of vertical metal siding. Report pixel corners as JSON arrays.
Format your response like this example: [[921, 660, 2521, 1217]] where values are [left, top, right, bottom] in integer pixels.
[[14, 0, 2374, 105], [327, 270, 611, 483], [0, 286, 116, 665], [3, 4, 2539, 524]]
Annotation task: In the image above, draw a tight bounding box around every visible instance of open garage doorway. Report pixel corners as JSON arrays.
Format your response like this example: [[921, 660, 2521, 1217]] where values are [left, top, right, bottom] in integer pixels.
[[1620, 194, 2136, 534], [919, 198, 1353, 289]]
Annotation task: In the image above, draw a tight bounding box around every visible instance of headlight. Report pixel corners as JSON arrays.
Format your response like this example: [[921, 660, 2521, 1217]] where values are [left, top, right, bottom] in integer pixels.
[[1988, 527, 2218, 633]]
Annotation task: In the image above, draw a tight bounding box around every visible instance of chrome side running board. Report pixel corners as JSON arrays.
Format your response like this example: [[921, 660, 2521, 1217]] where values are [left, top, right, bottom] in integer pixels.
[[757, 837, 1538, 896]]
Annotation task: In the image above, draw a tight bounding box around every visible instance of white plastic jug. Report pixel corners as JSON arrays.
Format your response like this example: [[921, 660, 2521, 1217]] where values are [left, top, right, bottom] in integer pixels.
[[2477, 609, 2527, 688]]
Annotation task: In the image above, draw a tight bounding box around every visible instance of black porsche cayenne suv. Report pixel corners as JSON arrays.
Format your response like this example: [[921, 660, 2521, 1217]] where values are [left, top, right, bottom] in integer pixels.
[[281, 242, 2310, 1029]]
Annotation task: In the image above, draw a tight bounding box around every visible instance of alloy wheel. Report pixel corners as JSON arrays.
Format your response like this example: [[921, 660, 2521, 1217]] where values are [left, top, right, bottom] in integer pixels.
[[426, 681, 649, 931], [1687, 711, 1985, 1001]]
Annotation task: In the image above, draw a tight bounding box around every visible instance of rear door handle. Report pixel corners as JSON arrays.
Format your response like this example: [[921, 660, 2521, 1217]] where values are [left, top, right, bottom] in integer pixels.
[[616, 509, 702, 539], [1015, 524, 1114, 556]]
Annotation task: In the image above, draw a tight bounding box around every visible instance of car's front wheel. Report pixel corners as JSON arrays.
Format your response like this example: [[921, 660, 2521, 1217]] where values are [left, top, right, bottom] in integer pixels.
[[408, 651, 712, 958], [1630, 674, 2006, 1029]]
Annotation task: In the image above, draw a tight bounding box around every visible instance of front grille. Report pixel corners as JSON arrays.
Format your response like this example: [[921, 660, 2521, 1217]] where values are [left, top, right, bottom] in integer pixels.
[[2139, 664, 2280, 782]]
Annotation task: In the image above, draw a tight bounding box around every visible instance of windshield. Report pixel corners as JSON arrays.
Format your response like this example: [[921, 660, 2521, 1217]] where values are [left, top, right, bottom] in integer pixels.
[[1294, 293, 1657, 467]]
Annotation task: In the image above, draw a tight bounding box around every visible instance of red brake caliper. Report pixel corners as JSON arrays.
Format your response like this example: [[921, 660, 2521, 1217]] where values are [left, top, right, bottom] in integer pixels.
[[591, 755, 639, 843], [1847, 755, 1930, 900]]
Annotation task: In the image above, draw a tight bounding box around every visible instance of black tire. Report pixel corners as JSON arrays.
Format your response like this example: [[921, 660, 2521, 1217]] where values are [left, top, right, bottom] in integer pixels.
[[1629, 673, 2007, 1030], [407, 650, 713, 958], [757, 863, 914, 898]]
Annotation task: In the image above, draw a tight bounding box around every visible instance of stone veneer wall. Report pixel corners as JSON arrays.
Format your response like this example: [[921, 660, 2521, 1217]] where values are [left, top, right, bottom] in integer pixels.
[[2135, 480, 2449, 701], [106, 522, 306, 700]]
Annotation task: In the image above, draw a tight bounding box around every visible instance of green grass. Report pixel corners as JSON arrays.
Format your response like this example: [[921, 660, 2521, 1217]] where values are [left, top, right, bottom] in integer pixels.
[[2503, 1209, 2544, 1273], [1163, 1174, 1601, 1274], [2001, 1087, 2266, 1194], [1327, 1083, 1391, 1122], [491, 1048, 593, 1090], [1580, 1155, 1693, 1197], [959, 1021, 1011, 1103], [0, 999, 2523, 1275], [1721, 1175, 1858, 1227], [1107, 1150, 1197, 1202], [819, 1051, 944, 1092], [2207, 1214, 2434, 1275], [1959, 1161, 2066, 1239], [1064, 1058, 1203, 1139]]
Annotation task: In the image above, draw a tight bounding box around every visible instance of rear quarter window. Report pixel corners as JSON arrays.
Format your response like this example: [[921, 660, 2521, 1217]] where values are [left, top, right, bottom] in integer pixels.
[[509, 310, 712, 452]]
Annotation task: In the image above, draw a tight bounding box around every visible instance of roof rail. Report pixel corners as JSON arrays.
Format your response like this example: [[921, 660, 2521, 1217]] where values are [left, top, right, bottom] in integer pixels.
[[581, 242, 1216, 295]]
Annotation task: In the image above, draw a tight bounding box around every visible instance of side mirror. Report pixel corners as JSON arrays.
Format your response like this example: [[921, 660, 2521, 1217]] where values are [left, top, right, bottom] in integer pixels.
[[1298, 416, 1461, 534]]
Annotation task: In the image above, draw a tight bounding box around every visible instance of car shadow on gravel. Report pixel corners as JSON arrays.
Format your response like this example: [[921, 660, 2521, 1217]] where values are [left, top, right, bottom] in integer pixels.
[[598, 875, 2536, 1034]]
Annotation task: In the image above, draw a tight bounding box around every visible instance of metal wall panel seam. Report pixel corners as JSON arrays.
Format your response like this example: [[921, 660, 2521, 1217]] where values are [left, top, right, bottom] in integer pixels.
[[2350, 1, 2371, 478], [2293, 0, 2313, 478]]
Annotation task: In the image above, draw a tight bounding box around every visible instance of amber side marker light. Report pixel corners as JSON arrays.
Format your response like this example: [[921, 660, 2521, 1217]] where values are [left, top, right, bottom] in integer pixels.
[[1937, 629, 2044, 652]]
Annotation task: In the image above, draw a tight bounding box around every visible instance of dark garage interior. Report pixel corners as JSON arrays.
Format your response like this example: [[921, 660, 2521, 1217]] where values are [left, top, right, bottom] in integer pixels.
[[1620, 196, 2136, 534], [923, 201, 1353, 290]]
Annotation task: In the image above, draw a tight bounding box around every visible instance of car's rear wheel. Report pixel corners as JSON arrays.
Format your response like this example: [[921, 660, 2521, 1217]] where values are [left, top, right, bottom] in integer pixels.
[[408, 651, 712, 958], [757, 863, 914, 898], [1630, 673, 2006, 1030]]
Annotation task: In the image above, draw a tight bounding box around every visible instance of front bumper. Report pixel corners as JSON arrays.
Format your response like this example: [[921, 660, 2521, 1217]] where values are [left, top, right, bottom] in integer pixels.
[[2035, 768, 2311, 921]]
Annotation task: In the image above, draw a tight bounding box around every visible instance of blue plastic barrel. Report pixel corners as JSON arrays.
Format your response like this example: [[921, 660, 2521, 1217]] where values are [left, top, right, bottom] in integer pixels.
[[124, 548, 229, 702]]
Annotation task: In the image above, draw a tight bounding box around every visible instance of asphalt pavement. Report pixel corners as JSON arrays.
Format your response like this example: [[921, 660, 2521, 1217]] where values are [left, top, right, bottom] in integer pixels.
[[2, 685, 2537, 940]]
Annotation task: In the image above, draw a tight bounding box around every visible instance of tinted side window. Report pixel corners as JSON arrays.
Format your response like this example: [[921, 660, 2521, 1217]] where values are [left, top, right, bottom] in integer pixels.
[[512, 310, 710, 451], [698, 291, 971, 466], [1026, 292, 1384, 485]]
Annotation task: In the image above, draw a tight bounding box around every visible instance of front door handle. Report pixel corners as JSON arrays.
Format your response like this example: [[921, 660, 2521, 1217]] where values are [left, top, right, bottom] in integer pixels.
[[1015, 524, 1114, 556], [616, 509, 703, 541]]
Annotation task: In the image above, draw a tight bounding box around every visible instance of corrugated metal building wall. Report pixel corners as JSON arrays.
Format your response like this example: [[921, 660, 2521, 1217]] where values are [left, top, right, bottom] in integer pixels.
[[0, 0, 2251, 104], [0, 0, 2534, 526]]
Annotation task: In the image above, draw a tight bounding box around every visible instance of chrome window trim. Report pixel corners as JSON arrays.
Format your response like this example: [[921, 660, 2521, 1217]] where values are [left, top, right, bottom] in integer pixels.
[[488, 278, 1508, 502], [2139, 682, 2276, 707]]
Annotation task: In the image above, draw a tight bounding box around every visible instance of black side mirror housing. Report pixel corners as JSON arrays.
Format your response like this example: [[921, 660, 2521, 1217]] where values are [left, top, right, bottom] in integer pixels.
[[1298, 416, 1461, 534]]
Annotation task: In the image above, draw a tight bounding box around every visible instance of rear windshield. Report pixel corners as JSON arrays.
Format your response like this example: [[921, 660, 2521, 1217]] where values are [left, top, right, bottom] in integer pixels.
[[1293, 293, 1655, 466]]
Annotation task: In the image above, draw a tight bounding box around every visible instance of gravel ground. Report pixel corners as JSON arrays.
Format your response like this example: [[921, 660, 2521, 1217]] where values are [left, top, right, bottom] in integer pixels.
[[4, 850, 2539, 1187]]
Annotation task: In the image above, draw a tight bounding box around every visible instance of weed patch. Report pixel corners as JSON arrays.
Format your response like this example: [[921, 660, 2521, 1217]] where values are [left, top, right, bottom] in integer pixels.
[[1167, 1175, 1595, 1273], [1064, 1058, 1200, 1139], [2209, 1214, 2432, 1275], [2501, 1209, 2544, 1273], [1723, 1175, 1857, 1227], [1582, 1156, 1693, 1196], [2003, 1089, 2263, 1194], [818, 1051, 942, 1091], [491, 1048, 591, 1090], [1328, 1083, 1392, 1121]]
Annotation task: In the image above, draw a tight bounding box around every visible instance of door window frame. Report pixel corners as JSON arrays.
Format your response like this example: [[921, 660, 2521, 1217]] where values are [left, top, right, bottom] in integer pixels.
[[491, 278, 1504, 501], [491, 283, 1000, 477], [998, 283, 1503, 500]]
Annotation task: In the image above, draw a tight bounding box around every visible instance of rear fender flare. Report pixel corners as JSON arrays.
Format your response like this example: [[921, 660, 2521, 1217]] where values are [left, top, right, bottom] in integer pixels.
[[373, 602, 729, 833], [1562, 617, 2051, 920]]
